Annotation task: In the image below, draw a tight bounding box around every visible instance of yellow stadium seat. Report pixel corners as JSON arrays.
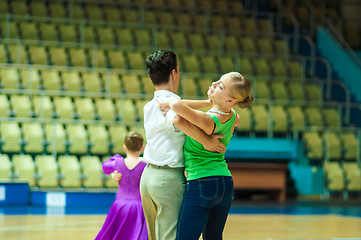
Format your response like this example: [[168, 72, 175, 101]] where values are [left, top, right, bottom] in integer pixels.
[[140, 75, 155, 95], [80, 155, 103, 188], [35, 155, 59, 188], [0, 45, 7, 63], [97, 27, 115, 45], [59, 24, 77, 42], [19, 22, 39, 40], [80, 26, 96, 44], [90, 49, 107, 68], [238, 57, 254, 76], [224, 35, 240, 53], [33, 95, 53, 118], [200, 55, 219, 74], [135, 99, 150, 122], [134, 29, 152, 48], [323, 108, 340, 128], [257, 38, 274, 56], [255, 81, 271, 99], [240, 37, 257, 55], [210, 15, 226, 31], [116, 99, 138, 122], [271, 82, 289, 100], [271, 105, 288, 133], [69, 48, 88, 67], [108, 50, 127, 69], [82, 72, 103, 92], [20, 69, 41, 90], [143, 10, 158, 25], [115, 28, 134, 47], [103, 6, 121, 22], [58, 155, 82, 188], [11, 0, 29, 15], [39, 23, 58, 42], [303, 131, 323, 160], [323, 161, 344, 191], [181, 54, 201, 73], [218, 56, 236, 74], [305, 106, 323, 127], [155, 30, 171, 49], [12, 154, 36, 187], [8, 45, 27, 64], [122, 9, 139, 25], [109, 125, 128, 155], [340, 133, 358, 160], [180, 77, 197, 97], [53, 96, 75, 119], [88, 125, 109, 155], [342, 162, 361, 191], [170, 32, 188, 50], [41, 69, 62, 90], [28, 46, 48, 65], [234, 107, 252, 133], [174, 12, 192, 28], [49, 47, 68, 66], [10, 95, 33, 118], [74, 97, 96, 120], [122, 74, 141, 94], [22, 122, 45, 153], [288, 82, 305, 101], [0, 95, 10, 117], [95, 98, 116, 121], [198, 78, 213, 96], [189, 33, 205, 51], [0, 154, 12, 179], [44, 123, 66, 153], [49, 2, 66, 18], [102, 73, 123, 93], [85, 4, 104, 21], [205, 34, 221, 52], [287, 106, 305, 130], [62, 71, 82, 91], [72, 3, 85, 19], [66, 124, 88, 154], [270, 59, 288, 78], [323, 132, 342, 160], [254, 58, 271, 76], [127, 51, 145, 70], [251, 105, 269, 133], [157, 12, 174, 28], [306, 84, 322, 102], [30, 1, 48, 17]]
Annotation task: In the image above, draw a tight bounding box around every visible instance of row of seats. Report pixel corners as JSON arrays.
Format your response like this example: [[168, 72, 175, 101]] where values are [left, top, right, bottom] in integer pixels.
[[235, 105, 342, 134], [0, 121, 145, 155], [303, 131, 359, 161], [0, 153, 120, 188], [323, 161, 361, 193], [0, 95, 150, 122], [0, 47, 302, 77]]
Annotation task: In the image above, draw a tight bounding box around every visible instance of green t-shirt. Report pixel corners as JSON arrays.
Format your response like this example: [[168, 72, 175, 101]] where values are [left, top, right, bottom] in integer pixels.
[[184, 109, 236, 180]]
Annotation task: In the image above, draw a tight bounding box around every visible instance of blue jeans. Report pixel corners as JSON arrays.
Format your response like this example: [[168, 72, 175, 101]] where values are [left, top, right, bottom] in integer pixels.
[[176, 176, 234, 240]]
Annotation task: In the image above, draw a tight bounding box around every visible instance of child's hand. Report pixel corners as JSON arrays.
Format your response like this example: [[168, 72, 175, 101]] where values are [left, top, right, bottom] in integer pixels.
[[156, 99, 171, 116], [111, 170, 122, 182]]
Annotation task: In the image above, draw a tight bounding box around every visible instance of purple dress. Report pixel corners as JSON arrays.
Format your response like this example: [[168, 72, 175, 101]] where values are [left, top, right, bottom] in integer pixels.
[[95, 154, 147, 240]]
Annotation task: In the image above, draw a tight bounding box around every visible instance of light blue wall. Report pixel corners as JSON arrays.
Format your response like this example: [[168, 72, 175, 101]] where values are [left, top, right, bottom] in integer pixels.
[[317, 27, 361, 102]]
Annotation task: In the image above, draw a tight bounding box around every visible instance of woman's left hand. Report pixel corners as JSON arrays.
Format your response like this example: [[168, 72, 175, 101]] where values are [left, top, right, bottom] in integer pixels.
[[156, 99, 171, 116]]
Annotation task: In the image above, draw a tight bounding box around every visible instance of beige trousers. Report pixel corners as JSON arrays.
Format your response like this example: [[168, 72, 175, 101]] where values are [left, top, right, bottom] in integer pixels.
[[140, 164, 185, 240]]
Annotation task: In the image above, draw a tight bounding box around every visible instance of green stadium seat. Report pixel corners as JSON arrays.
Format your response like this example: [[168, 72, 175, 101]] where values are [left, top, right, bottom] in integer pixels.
[[10, 95, 33, 118], [205, 34, 221, 52], [192, 13, 206, 30], [174, 12, 192, 29], [255, 81, 270, 99], [254, 58, 271, 76], [66, 124, 88, 154], [155, 30, 171, 50], [134, 29, 152, 48], [88, 125, 109, 155], [238, 57, 254, 75], [44, 123, 67, 153], [240, 37, 257, 55], [35, 155, 59, 188], [188, 33, 205, 51], [271, 105, 288, 133], [127, 51, 145, 70], [49, 2, 66, 18], [97, 27, 115, 45], [28, 46, 48, 65], [0, 154, 12, 179], [80, 155, 103, 188], [270, 59, 288, 78], [219, 56, 236, 74], [49, 47, 68, 66], [200, 55, 219, 74], [225, 16, 242, 32], [287, 106, 306, 130], [11, 0, 29, 16], [157, 12, 175, 27], [109, 125, 128, 155], [30, 1, 48, 17], [69, 48, 88, 67], [305, 106, 323, 127], [39, 23, 58, 41], [115, 28, 134, 47], [180, 77, 197, 97], [234, 107, 252, 133], [122, 9, 139, 25], [85, 4, 104, 21], [241, 18, 258, 34], [271, 82, 289, 100], [224, 35, 240, 53], [12, 154, 36, 187], [144, 11, 158, 25], [258, 19, 273, 35], [0, 1, 9, 15], [22, 122, 45, 153], [103, 6, 121, 22], [19, 22, 39, 40], [274, 40, 289, 57], [198, 78, 213, 96], [72, 3, 85, 19], [288, 61, 303, 78], [181, 54, 201, 73], [170, 32, 188, 50], [140, 75, 155, 95], [257, 38, 274, 56], [74, 97, 96, 120], [210, 15, 226, 31], [53, 96, 75, 119], [323, 132, 342, 160], [58, 155, 82, 188]]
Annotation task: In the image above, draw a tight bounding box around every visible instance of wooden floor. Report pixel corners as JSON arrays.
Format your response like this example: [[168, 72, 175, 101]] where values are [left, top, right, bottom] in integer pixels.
[[1, 213, 360, 240]]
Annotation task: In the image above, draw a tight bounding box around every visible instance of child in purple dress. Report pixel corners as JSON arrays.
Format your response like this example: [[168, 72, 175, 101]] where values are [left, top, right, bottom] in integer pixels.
[[95, 132, 147, 240]]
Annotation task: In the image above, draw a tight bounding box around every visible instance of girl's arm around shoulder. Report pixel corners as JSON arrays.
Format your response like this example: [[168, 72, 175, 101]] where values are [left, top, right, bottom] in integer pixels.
[[169, 98, 215, 135], [234, 111, 240, 127]]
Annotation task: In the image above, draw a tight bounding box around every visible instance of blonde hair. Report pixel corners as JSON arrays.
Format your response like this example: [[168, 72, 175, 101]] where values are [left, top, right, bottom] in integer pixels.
[[124, 132, 144, 151], [228, 72, 253, 109]]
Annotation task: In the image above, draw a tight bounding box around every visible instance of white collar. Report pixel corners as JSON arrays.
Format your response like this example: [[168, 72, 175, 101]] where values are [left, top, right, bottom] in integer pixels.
[[154, 90, 180, 99]]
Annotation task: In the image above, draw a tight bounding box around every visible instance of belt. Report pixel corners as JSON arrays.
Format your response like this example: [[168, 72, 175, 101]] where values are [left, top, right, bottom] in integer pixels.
[[148, 163, 183, 170]]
